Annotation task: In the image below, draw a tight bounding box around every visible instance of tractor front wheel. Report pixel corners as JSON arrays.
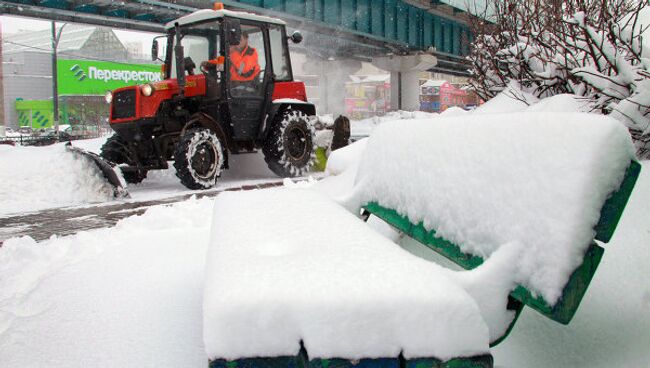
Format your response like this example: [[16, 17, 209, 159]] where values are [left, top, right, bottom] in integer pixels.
[[100, 134, 147, 184], [263, 110, 315, 178], [174, 128, 225, 190]]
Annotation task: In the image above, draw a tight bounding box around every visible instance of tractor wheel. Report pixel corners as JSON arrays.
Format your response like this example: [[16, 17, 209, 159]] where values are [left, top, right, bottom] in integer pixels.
[[173, 128, 225, 190], [263, 110, 315, 178], [100, 134, 147, 184]]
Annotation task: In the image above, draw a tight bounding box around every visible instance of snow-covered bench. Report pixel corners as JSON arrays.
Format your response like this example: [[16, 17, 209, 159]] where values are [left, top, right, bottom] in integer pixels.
[[203, 112, 639, 368], [354, 112, 640, 344]]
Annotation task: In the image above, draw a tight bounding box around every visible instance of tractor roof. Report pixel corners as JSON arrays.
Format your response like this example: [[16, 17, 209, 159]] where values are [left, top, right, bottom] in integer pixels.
[[165, 9, 286, 30]]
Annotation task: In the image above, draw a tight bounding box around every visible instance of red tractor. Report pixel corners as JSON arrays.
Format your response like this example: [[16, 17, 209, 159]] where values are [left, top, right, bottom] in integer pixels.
[[101, 4, 317, 189]]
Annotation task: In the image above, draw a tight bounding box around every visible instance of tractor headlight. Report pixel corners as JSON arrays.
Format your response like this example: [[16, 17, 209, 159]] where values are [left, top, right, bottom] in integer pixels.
[[140, 83, 154, 97], [104, 91, 113, 104]]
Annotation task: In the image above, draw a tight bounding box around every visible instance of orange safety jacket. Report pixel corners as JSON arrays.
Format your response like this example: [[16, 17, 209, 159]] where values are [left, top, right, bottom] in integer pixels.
[[229, 45, 260, 82]]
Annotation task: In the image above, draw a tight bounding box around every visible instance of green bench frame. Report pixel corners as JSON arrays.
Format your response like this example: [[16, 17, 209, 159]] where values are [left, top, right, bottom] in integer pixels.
[[363, 160, 641, 346], [210, 347, 493, 368]]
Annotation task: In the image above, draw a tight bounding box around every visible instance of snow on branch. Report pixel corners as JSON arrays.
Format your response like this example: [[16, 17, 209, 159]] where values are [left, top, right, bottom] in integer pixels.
[[468, 0, 650, 158]]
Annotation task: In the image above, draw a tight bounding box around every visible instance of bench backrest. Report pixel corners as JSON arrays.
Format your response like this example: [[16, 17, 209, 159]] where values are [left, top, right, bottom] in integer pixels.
[[354, 113, 641, 344]]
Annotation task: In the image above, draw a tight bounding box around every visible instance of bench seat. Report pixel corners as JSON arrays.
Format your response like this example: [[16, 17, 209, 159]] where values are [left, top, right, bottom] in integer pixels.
[[205, 188, 493, 368]]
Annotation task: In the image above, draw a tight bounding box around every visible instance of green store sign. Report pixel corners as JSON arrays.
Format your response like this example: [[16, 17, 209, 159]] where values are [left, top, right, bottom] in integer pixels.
[[16, 99, 53, 128], [57, 59, 163, 96]]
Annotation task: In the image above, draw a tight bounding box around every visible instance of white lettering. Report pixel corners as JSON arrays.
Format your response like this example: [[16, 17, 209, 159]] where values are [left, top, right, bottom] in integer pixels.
[[83, 64, 163, 84]]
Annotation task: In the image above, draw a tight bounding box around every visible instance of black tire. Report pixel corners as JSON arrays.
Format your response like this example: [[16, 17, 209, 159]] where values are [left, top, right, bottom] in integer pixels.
[[99, 134, 147, 184], [173, 128, 225, 190], [263, 110, 315, 177]]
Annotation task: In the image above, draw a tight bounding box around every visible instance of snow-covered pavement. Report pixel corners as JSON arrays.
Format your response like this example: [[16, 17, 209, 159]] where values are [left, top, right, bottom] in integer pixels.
[[0, 180, 284, 242], [0, 136, 293, 217]]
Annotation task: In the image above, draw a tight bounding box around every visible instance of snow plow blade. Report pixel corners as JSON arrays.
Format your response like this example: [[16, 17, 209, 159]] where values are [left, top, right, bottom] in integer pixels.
[[65, 143, 130, 198]]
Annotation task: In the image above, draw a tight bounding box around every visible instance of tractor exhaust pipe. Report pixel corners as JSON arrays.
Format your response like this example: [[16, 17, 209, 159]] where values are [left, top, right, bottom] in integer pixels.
[[174, 23, 186, 98]]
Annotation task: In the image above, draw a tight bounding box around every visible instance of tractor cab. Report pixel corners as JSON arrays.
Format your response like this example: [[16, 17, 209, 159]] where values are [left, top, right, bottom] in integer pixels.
[[155, 6, 304, 142]]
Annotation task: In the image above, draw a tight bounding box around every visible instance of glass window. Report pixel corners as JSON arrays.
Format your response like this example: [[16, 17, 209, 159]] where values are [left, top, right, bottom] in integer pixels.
[[228, 24, 265, 96], [170, 35, 209, 78], [169, 20, 221, 78], [241, 25, 265, 83], [269, 26, 291, 82]]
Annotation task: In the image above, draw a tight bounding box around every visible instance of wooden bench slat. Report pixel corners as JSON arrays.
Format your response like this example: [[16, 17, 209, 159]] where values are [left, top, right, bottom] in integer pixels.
[[365, 204, 606, 324], [209, 352, 493, 368], [310, 357, 398, 368], [489, 297, 525, 347], [363, 202, 485, 270], [405, 355, 493, 368], [209, 356, 302, 368], [594, 160, 641, 243], [509, 242, 604, 324]]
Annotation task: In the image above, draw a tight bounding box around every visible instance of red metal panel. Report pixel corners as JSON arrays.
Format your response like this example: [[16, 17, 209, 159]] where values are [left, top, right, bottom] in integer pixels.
[[109, 75, 207, 124], [272, 81, 308, 102]]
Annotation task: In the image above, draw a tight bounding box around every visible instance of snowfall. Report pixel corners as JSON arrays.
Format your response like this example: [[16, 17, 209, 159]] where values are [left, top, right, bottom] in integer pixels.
[[1, 91, 649, 368]]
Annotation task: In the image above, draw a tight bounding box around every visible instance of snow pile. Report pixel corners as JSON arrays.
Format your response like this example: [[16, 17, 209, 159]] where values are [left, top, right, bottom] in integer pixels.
[[204, 188, 490, 361], [324, 138, 367, 176], [0, 144, 117, 215], [311, 139, 368, 199], [471, 83, 539, 115], [351, 110, 438, 138], [526, 94, 595, 113], [349, 112, 635, 305], [440, 106, 468, 116], [313, 129, 334, 148], [0, 196, 214, 368]]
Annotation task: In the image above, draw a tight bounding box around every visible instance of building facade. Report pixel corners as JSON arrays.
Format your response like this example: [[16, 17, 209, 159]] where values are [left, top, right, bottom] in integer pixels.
[[2, 25, 136, 130]]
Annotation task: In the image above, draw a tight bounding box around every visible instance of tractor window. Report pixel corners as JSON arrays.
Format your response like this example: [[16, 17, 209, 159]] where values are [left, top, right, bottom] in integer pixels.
[[243, 25, 266, 76], [170, 34, 210, 78], [269, 26, 292, 82], [228, 24, 265, 96]]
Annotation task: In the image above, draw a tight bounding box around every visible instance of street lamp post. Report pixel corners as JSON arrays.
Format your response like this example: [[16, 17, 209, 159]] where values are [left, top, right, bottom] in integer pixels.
[[51, 22, 66, 137]]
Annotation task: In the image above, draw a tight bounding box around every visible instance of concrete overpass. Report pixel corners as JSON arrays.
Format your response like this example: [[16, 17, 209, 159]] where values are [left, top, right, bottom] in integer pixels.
[[0, 0, 476, 113]]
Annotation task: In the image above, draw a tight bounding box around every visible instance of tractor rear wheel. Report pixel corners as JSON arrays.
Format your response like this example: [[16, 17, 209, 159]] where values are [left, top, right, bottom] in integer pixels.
[[100, 134, 148, 184], [174, 128, 225, 190], [263, 110, 315, 177]]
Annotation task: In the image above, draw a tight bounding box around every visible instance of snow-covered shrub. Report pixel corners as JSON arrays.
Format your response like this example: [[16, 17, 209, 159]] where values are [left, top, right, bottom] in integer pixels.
[[469, 0, 650, 158]]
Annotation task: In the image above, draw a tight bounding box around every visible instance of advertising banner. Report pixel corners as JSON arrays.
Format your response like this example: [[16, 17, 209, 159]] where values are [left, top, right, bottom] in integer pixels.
[[57, 59, 163, 96]]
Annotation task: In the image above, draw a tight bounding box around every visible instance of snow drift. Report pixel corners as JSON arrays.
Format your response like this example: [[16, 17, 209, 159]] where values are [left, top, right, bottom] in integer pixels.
[[0, 144, 118, 215]]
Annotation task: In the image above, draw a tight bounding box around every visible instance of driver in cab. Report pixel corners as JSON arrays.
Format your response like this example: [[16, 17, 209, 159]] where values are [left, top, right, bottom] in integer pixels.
[[229, 32, 260, 83]]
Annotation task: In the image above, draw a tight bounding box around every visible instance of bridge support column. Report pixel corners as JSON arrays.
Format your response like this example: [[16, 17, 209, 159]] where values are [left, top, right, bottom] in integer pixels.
[[372, 54, 438, 111], [302, 59, 361, 117]]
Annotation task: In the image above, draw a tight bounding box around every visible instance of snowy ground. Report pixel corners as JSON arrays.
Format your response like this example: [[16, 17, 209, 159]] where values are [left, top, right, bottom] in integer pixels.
[[0, 159, 647, 367], [0, 136, 285, 216], [1, 93, 649, 367]]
